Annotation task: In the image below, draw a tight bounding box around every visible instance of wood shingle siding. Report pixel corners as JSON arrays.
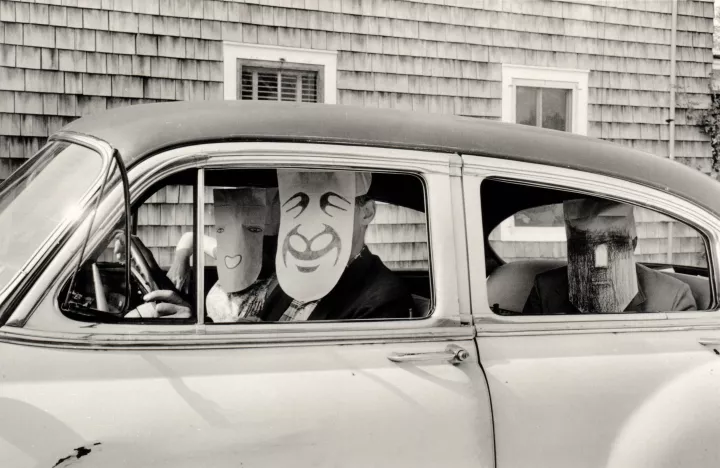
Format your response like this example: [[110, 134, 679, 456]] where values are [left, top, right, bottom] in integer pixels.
[[0, 0, 714, 266]]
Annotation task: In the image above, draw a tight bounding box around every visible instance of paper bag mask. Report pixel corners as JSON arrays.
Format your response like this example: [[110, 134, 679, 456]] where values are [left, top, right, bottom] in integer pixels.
[[564, 199, 638, 314], [275, 170, 364, 302], [214, 188, 272, 293]]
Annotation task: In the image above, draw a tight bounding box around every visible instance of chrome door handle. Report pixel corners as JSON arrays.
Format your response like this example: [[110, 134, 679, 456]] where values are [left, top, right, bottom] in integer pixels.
[[698, 339, 720, 347], [388, 344, 470, 365]]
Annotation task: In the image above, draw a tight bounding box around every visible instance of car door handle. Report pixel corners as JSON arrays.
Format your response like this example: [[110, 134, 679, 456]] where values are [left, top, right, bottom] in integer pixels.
[[698, 339, 720, 348], [388, 344, 470, 365]]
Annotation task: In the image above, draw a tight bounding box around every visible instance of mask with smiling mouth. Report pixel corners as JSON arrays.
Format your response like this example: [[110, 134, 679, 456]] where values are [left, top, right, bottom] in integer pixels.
[[213, 187, 271, 293], [275, 170, 360, 302], [564, 198, 638, 314]]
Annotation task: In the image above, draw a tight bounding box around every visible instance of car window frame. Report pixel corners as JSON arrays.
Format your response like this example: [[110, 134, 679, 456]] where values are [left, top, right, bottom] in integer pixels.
[[463, 155, 720, 331], [9, 142, 472, 348]]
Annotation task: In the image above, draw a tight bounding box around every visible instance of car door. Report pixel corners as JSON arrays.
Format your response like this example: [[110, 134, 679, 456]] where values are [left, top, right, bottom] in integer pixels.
[[0, 141, 494, 468], [462, 155, 720, 468]]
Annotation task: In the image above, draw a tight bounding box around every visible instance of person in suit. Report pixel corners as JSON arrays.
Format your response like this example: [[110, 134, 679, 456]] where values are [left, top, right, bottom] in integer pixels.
[[136, 171, 416, 322], [523, 198, 697, 315]]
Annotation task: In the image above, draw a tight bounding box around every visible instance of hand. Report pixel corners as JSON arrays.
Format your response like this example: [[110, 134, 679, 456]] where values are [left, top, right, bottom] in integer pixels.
[[143, 290, 191, 319], [166, 250, 192, 294]]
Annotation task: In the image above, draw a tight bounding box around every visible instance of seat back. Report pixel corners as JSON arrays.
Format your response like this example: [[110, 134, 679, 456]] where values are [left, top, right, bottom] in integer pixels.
[[664, 271, 711, 310], [487, 260, 564, 313], [487, 259, 711, 313]]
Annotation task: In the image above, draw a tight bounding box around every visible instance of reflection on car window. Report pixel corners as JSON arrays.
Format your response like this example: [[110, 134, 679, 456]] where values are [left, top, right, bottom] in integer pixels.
[[63, 169, 433, 324], [483, 180, 710, 316], [0, 142, 103, 296], [490, 203, 707, 268]]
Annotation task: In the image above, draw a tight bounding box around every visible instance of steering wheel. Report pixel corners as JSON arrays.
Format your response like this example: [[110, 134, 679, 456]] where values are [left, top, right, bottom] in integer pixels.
[[112, 231, 177, 295]]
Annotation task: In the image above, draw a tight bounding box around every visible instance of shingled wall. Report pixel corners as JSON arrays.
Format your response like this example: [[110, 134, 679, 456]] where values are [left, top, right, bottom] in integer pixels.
[[0, 0, 715, 269]]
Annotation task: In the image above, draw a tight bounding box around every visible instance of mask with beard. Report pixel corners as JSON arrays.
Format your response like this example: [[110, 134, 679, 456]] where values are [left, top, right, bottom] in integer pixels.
[[564, 199, 638, 314]]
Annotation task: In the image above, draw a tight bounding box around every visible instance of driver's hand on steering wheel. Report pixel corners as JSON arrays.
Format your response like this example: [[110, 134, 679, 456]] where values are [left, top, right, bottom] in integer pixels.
[[125, 290, 191, 319]]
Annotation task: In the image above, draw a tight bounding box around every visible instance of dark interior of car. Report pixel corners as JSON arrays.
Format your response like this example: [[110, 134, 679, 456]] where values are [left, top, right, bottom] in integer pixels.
[[481, 178, 713, 313]]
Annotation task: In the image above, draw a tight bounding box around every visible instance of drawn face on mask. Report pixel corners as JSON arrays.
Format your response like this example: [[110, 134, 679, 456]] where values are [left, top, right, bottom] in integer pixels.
[[564, 199, 638, 314], [214, 188, 269, 293], [275, 170, 357, 302]]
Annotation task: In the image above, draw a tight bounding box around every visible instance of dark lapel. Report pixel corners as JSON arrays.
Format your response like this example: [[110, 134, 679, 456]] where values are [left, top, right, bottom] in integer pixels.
[[260, 247, 373, 322], [261, 276, 293, 322], [307, 247, 374, 321]]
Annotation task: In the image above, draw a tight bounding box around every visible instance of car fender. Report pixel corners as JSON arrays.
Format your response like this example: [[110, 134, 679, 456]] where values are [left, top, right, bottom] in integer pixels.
[[607, 360, 720, 468]]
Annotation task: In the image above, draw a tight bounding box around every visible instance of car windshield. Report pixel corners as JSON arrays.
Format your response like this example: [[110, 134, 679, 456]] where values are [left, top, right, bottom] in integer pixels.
[[0, 141, 105, 296]]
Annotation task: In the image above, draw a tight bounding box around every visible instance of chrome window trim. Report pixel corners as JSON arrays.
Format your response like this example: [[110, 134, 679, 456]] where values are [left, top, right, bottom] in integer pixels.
[[0, 132, 112, 309], [463, 155, 720, 333], [12, 142, 473, 347]]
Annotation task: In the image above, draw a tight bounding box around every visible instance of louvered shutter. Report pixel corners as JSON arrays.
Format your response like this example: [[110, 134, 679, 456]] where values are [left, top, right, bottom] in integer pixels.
[[240, 66, 319, 103]]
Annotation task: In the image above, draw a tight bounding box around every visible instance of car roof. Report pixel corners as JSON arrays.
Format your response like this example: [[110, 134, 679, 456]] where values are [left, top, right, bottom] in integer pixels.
[[61, 100, 720, 215]]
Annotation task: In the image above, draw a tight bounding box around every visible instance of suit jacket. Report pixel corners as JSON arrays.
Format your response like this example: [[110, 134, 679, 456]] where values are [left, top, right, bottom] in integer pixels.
[[259, 246, 416, 321], [523, 264, 697, 315]]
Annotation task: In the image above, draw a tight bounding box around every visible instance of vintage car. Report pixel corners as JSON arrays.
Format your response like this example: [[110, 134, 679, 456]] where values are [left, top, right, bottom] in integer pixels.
[[2, 101, 720, 468]]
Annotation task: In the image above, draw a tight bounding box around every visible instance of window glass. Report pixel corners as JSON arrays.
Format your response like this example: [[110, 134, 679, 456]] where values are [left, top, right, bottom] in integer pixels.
[[0, 142, 103, 296], [63, 168, 432, 324], [240, 65, 319, 103], [62, 172, 197, 323], [199, 169, 430, 324], [484, 180, 710, 315], [515, 86, 570, 131]]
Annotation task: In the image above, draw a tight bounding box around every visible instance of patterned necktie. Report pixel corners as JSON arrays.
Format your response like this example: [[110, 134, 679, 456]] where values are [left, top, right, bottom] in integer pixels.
[[279, 299, 319, 321]]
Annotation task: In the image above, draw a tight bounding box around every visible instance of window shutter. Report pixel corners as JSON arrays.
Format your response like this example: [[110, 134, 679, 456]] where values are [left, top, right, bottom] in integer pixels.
[[240, 66, 319, 103]]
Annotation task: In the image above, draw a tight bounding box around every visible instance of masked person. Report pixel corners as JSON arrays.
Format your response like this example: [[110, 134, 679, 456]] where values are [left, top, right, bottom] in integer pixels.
[[523, 198, 697, 315], [127, 187, 278, 320], [255, 170, 416, 321]]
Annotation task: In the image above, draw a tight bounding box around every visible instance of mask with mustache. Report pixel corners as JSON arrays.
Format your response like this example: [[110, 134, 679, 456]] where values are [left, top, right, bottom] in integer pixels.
[[275, 170, 357, 302], [213, 187, 271, 293], [564, 199, 638, 314]]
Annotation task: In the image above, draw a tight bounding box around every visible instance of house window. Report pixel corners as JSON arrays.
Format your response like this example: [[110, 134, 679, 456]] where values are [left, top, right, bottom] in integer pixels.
[[239, 63, 321, 102], [223, 43, 337, 104], [515, 86, 571, 131], [499, 64, 589, 241]]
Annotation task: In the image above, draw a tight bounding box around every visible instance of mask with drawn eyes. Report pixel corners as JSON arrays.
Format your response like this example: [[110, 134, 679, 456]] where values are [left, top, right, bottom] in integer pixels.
[[275, 170, 358, 302], [213, 188, 269, 293], [564, 199, 638, 314]]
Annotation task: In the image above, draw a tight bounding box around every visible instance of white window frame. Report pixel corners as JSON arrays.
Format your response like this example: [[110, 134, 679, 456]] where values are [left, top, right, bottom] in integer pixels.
[[498, 64, 589, 242], [223, 42, 338, 104]]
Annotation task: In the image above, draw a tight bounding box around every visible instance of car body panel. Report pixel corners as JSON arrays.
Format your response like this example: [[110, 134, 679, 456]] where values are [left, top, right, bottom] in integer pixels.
[[477, 329, 720, 468], [0, 340, 494, 468], [462, 153, 720, 467]]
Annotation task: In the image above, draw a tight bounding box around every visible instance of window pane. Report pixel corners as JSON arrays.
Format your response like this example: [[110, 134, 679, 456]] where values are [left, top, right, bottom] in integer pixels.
[[542, 88, 570, 131], [201, 169, 430, 323], [301, 73, 318, 103], [484, 181, 711, 315], [0, 143, 103, 294], [239, 64, 320, 103], [514, 204, 565, 227], [515, 86, 538, 127], [256, 71, 278, 101], [240, 70, 254, 100], [280, 73, 299, 102]]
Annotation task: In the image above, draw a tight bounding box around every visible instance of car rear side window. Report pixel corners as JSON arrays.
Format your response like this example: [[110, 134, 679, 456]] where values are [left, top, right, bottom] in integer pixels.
[[482, 179, 711, 316]]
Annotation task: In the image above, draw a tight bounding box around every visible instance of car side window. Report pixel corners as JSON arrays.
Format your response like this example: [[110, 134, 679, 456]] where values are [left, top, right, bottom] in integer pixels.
[[61, 167, 433, 324], [61, 171, 198, 323], [200, 168, 431, 324], [483, 179, 711, 316]]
